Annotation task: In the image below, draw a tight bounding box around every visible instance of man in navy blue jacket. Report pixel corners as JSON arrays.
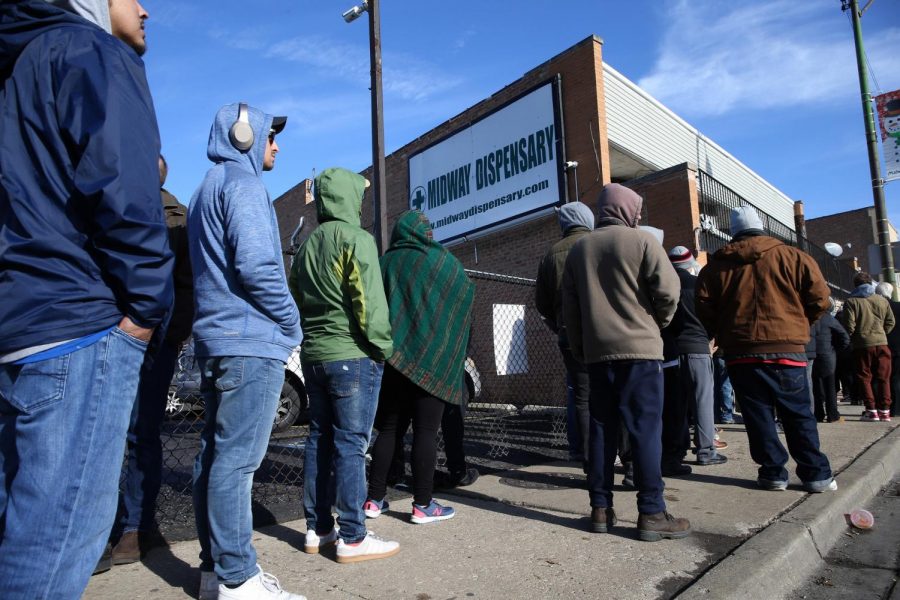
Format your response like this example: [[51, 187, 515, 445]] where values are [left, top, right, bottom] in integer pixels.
[[0, 1, 172, 597]]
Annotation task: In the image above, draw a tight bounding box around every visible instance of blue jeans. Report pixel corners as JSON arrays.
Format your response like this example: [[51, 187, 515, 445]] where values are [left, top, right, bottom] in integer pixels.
[[193, 356, 283, 585], [729, 363, 832, 484], [586, 360, 666, 515], [0, 328, 147, 599], [713, 356, 734, 422], [303, 358, 383, 543], [117, 339, 179, 535]]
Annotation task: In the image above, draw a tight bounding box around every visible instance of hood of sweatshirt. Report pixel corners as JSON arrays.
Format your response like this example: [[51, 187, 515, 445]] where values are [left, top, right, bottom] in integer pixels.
[[314, 167, 367, 227], [850, 283, 876, 298], [0, 0, 102, 82], [388, 210, 442, 254], [557, 201, 594, 234], [206, 103, 277, 177], [596, 183, 642, 228], [715, 235, 783, 264]]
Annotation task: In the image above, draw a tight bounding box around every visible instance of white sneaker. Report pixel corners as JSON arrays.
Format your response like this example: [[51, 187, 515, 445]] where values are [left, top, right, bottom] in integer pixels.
[[199, 570, 218, 600], [303, 525, 338, 554], [218, 569, 306, 600], [335, 531, 400, 564]]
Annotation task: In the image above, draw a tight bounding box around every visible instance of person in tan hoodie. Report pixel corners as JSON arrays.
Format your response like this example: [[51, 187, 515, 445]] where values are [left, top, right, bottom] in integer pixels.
[[843, 273, 894, 421], [696, 206, 835, 493], [562, 183, 690, 542]]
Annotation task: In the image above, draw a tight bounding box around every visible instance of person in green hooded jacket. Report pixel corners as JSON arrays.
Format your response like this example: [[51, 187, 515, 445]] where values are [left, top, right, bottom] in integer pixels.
[[363, 211, 475, 525], [289, 167, 397, 563]]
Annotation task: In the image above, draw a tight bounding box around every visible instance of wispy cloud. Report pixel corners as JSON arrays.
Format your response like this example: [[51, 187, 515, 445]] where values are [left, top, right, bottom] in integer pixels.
[[453, 29, 477, 51], [266, 35, 463, 101], [638, 0, 900, 117]]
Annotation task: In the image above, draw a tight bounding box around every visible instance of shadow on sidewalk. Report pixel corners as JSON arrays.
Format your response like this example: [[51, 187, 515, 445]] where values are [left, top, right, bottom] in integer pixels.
[[142, 540, 196, 597]]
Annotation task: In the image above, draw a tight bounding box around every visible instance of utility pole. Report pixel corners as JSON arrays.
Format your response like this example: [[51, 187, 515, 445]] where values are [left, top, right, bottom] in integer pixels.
[[844, 0, 896, 295], [368, 0, 388, 254]]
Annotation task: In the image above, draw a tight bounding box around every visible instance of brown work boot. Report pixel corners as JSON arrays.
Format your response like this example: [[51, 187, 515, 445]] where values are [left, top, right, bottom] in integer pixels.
[[111, 530, 141, 565], [637, 512, 692, 542], [590, 507, 617, 533]]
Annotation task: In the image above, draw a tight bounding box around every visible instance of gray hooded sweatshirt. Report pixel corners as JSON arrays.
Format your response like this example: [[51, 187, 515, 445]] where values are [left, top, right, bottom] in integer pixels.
[[561, 184, 680, 363]]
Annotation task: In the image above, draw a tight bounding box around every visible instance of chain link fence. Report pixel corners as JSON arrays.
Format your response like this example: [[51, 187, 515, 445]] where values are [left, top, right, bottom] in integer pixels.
[[148, 269, 568, 540]]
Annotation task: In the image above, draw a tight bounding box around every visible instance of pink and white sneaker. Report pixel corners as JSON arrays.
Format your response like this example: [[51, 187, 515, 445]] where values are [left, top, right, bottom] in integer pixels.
[[861, 410, 881, 422], [878, 410, 892, 422]]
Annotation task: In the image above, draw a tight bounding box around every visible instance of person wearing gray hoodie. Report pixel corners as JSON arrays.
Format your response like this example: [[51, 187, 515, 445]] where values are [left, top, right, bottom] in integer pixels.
[[561, 183, 690, 541], [188, 103, 304, 600], [535, 202, 595, 465]]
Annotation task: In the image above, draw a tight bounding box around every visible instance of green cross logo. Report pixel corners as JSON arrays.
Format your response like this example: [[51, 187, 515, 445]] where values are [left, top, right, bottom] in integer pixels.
[[410, 186, 426, 211]]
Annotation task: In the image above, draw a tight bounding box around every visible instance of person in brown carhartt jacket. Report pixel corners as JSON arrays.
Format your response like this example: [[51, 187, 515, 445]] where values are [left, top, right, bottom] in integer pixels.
[[562, 183, 689, 542], [842, 273, 894, 421], [696, 206, 835, 493]]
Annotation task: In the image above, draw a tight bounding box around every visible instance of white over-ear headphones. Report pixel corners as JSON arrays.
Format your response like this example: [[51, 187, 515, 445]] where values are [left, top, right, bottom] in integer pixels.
[[229, 103, 254, 152]]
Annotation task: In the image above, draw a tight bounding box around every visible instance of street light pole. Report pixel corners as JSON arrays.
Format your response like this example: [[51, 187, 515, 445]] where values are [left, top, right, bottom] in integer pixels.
[[844, 0, 896, 294], [368, 0, 388, 255], [343, 0, 388, 255]]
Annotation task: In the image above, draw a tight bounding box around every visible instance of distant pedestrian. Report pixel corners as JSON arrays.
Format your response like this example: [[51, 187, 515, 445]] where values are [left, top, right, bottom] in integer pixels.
[[0, 0, 173, 596], [189, 103, 305, 599], [535, 202, 595, 466], [290, 168, 399, 563], [881, 283, 900, 418], [841, 273, 894, 422], [696, 206, 835, 493], [562, 183, 690, 541], [111, 155, 194, 565], [812, 298, 850, 423], [365, 211, 475, 525], [661, 246, 726, 471]]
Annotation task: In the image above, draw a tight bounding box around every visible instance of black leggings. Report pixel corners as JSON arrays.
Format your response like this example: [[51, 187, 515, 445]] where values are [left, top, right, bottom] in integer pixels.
[[368, 366, 446, 506]]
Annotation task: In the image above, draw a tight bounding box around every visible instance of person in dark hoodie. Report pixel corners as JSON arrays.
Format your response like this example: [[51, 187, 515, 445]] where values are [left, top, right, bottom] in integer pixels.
[[661, 247, 727, 472], [111, 155, 194, 565], [188, 103, 304, 600], [696, 206, 835, 493], [842, 273, 895, 422], [0, 1, 172, 596], [812, 298, 850, 423], [535, 202, 595, 465], [562, 183, 690, 542]]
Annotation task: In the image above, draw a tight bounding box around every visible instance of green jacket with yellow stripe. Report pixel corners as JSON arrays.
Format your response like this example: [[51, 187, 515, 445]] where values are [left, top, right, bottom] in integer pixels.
[[290, 168, 393, 363]]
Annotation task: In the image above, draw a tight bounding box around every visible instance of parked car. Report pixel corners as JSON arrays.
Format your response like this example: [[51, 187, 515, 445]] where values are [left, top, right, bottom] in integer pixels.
[[166, 338, 309, 433], [167, 340, 482, 433]]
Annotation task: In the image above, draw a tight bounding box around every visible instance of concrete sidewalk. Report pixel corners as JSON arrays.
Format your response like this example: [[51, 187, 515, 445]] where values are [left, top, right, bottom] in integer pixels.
[[85, 415, 900, 600]]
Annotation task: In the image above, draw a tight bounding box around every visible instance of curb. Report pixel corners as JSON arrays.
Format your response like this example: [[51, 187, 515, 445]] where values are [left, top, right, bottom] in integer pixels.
[[677, 425, 900, 600]]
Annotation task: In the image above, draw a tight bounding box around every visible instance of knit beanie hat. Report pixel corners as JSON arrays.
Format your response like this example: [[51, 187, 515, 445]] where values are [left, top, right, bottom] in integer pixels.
[[668, 245, 699, 271], [557, 202, 594, 234], [730, 206, 764, 237]]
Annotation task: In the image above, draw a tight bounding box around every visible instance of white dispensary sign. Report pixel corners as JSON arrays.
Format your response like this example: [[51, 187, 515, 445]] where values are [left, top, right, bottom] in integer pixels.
[[408, 80, 563, 243]]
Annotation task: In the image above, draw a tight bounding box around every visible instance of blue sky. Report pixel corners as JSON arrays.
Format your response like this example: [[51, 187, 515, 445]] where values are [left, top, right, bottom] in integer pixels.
[[142, 0, 900, 227]]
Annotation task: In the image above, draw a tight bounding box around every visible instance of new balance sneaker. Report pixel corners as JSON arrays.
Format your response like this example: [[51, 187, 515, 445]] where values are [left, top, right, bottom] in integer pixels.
[[802, 478, 838, 493], [878, 410, 892, 422], [411, 500, 456, 524], [218, 568, 306, 600], [335, 531, 400, 564], [757, 477, 789, 491], [199, 570, 218, 600], [363, 498, 389, 519], [303, 525, 338, 554], [861, 410, 881, 422]]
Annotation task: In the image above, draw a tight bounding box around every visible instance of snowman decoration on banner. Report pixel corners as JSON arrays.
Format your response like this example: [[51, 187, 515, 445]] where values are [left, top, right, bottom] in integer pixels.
[[883, 98, 900, 178]]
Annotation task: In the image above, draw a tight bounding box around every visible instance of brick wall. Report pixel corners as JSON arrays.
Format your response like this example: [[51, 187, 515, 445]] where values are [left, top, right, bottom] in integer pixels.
[[805, 208, 874, 273]]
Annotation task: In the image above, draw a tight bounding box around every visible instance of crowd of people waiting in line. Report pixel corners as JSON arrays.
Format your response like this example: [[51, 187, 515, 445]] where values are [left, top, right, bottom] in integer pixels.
[[0, 1, 896, 599]]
